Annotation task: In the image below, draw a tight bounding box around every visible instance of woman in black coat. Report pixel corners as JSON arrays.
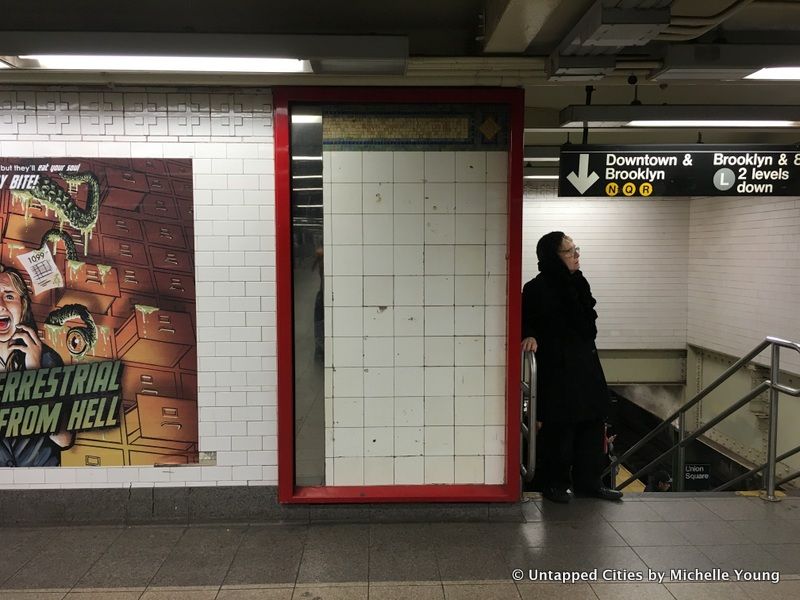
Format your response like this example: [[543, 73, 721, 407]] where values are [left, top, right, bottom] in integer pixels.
[[521, 231, 622, 503]]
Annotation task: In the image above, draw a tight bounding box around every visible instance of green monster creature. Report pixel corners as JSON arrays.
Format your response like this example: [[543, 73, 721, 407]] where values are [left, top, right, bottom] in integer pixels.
[[44, 304, 98, 360], [27, 172, 100, 231], [12, 172, 101, 256], [11, 172, 103, 359], [38, 230, 98, 359], [40, 228, 80, 261]]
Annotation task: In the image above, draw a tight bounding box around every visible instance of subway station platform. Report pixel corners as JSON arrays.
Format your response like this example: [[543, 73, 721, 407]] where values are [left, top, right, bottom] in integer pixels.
[[1, 494, 799, 600]]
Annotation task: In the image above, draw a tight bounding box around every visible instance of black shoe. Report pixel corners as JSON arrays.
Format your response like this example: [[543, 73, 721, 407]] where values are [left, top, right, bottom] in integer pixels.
[[591, 487, 623, 501], [543, 487, 571, 504], [573, 486, 624, 501]]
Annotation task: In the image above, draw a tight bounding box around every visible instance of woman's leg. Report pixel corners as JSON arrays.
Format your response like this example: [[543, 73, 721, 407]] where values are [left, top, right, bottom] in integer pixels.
[[571, 418, 605, 493], [540, 420, 575, 494]]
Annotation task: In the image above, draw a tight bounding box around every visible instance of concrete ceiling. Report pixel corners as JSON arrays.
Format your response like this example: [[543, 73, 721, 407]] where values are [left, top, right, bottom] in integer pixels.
[[3, 0, 800, 144]]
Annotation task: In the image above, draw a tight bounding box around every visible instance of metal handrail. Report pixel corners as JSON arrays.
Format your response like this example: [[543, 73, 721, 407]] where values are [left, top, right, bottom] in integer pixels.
[[612, 382, 768, 490], [713, 442, 800, 492], [777, 470, 800, 488], [604, 336, 800, 500], [520, 350, 537, 482]]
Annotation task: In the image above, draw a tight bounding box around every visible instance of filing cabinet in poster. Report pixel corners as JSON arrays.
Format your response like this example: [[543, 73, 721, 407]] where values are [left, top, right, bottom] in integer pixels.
[[0, 157, 198, 467]]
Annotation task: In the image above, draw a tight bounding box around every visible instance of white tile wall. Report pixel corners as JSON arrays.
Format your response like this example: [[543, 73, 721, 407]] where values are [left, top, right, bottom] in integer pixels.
[[524, 181, 798, 374], [325, 150, 509, 485], [0, 87, 276, 489], [395, 456, 424, 484], [395, 184, 424, 213], [688, 196, 800, 374], [523, 181, 689, 350], [364, 456, 394, 485], [395, 427, 424, 456], [363, 182, 393, 213], [365, 397, 394, 427], [425, 455, 454, 483], [395, 396, 424, 426]]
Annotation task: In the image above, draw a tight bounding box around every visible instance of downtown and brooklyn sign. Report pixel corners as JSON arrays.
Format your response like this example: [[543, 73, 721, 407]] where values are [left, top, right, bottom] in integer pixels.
[[558, 145, 800, 197]]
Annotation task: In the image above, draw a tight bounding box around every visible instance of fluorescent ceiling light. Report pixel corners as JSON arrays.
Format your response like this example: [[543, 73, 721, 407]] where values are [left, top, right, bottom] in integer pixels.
[[20, 54, 307, 73], [524, 145, 561, 163], [746, 67, 800, 80], [524, 165, 559, 180], [0, 32, 408, 74], [292, 175, 323, 179], [561, 105, 800, 128], [292, 156, 323, 161], [654, 45, 800, 81], [291, 115, 323, 124], [628, 120, 798, 128]]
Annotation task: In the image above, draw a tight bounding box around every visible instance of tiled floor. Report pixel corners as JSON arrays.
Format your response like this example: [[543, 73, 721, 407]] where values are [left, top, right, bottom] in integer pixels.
[[1, 495, 798, 599]]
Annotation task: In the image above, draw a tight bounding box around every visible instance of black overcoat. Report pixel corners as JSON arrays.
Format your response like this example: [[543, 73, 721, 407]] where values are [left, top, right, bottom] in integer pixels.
[[521, 270, 609, 424]]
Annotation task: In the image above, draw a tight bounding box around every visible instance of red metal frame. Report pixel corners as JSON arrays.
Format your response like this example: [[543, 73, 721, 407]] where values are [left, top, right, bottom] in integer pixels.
[[275, 87, 524, 503]]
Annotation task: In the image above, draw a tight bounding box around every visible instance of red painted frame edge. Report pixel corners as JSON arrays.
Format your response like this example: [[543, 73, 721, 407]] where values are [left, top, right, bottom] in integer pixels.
[[275, 87, 525, 504], [275, 94, 295, 503], [505, 90, 524, 502]]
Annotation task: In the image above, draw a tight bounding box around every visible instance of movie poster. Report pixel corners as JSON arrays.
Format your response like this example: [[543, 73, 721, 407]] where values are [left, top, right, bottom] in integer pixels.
[[0, 158, 197, 467]]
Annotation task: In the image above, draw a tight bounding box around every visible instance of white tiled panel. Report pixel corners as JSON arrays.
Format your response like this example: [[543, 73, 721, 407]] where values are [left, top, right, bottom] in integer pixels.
[[523, 181, 689, 350], [524, 181, 799, 374], [325, 150, 509, 486], [0, 88, 276, 489], [688, 196, 800, 375]]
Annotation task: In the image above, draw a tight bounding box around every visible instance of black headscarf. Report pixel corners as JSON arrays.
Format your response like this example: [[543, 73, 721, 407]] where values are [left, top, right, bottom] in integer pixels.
[[536, 231, 598, 340], [536, 231, 569, 276]]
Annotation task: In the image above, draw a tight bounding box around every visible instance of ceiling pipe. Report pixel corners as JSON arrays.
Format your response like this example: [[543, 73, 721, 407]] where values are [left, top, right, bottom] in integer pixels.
[[656, 0, 756, 41], [667, 0, 756, 27], [597, 0, 798, 77], [546, 0, 764, 80], [482, 0, 561, 54], [615, 61, 662, 70]]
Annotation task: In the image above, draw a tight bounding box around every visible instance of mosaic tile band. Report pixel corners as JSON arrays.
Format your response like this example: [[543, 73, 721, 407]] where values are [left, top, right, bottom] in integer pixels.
[[319, 104, 509, 151]]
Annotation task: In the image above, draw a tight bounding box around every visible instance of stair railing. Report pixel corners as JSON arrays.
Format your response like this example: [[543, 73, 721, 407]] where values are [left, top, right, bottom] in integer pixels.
[[520, 350, 537, 483], [603, 336, 800, 501]]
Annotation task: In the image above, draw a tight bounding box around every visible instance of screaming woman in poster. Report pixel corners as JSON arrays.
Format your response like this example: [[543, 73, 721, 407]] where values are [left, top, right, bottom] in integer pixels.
[[0, 264, 74, 466]]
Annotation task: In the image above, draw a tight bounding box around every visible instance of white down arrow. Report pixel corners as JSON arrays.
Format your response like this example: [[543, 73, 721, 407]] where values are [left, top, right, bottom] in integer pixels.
[[566, 154, 599, 195]]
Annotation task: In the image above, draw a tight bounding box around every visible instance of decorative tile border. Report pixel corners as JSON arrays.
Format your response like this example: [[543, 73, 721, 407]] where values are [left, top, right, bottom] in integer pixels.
[[0, 89, 273, 138], [320, 104, 509, 151]]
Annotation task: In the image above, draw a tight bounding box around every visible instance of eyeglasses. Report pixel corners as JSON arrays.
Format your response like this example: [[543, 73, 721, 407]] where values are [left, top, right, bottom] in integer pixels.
[[558, 246, 580, 257]]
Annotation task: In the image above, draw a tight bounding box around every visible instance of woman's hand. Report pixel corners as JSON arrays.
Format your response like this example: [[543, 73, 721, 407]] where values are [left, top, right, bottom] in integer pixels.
[[50, 430, 75, 449], [521, 337, 538, 352], [11, 324, 42, 369]]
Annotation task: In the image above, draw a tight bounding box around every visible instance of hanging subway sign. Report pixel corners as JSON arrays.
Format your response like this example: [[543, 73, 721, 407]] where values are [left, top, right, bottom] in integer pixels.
[[558, 145, 800, 197]]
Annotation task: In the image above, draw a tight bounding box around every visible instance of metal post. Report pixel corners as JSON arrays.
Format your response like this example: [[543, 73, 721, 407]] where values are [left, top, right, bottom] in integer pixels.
[[675, 411, 686, 492], [520, 351, 537, 485], [610, 447, 618, 489], [763, 343, 781, 502]]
